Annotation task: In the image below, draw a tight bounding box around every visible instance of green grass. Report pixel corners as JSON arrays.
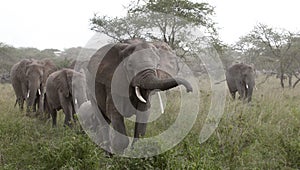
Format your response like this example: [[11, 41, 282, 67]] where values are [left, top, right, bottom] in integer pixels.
[[0, 76, 299, 169]]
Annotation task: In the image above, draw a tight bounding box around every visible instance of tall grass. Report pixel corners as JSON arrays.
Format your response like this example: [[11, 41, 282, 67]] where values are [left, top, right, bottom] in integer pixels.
[[0, 76, 299, 169]]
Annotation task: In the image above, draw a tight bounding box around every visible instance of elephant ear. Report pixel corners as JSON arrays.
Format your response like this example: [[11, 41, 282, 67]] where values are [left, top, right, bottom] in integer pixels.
[[55, 70, 71, 98], [18, 59, 34, 80], [88, 43, 129, 86], [119, 43, 137, 59], [109, 44, 138, 97]]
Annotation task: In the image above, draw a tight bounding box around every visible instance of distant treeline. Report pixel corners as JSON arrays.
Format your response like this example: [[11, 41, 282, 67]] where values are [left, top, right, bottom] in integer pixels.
[[0, 43, 95, 83]]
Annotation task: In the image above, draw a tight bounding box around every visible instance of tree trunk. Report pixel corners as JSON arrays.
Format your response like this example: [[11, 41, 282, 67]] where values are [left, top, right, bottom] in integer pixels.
[[293, 78, 300, 88], [288, 75, 292, 88], [280, 73, 285, 88]]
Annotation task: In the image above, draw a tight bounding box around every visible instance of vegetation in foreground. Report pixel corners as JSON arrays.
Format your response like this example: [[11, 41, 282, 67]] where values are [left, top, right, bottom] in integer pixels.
[[0, 76, 299, 169]]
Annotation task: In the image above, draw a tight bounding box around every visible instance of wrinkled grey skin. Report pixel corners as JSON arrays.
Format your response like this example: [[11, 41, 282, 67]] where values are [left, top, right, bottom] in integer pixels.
[[10, 58, 57, 113], [86, 40, 193, 154], [11, 59, 33, 111], [226, 63, 255, 102], [45, 68, 88, 127]]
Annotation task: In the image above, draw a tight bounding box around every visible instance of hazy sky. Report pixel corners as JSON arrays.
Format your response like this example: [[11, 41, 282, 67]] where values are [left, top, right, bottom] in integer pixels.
[[1, 0, 299, 50]]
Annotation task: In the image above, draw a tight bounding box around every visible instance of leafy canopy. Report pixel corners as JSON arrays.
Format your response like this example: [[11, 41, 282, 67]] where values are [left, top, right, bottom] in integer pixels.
[[90, 0, 218, 55]]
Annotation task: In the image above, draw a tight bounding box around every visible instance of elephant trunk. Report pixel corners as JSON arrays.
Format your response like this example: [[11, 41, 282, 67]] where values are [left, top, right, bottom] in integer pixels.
[[26, 81, 41, 112], [246, 77, 255, 102], [38, 86, 45, 113], [133, 70, 192, 92], [131, 69, 192, 103]]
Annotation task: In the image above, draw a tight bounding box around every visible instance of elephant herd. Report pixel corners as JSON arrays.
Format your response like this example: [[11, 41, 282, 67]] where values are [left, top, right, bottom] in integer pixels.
[[11, 58, 57, 114], [10, 39, 255, 155]]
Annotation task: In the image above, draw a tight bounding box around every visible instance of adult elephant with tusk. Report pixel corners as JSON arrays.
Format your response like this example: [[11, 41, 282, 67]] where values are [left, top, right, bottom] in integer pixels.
[[45, 68, 88, 127], [11, 59, 34, 111], [10, 58, 57, 114], [226, 63, 256, 102], [85, 39, 193, 154]]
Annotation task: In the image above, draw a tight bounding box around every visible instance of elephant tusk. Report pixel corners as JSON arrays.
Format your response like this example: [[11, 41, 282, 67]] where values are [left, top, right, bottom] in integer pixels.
[[135, 86, 147, 103], [157, 92, 164, 114], [246, 84, 249, 89], [75, 98, 78, 105], [27, 90, 30, 98], [38, 89, 41, 95]]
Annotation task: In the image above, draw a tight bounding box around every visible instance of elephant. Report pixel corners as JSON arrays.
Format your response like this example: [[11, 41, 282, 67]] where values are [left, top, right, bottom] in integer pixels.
[[85, 40, 193, 154], [226, 63, 255, 102], [45, 68, 88, 127], [10, 58, 57, 114], [11, 59, 34, 111]]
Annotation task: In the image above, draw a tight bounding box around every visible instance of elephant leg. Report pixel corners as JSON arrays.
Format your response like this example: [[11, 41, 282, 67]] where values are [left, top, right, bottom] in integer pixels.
[[227, 80, 237, 100], [245, 87, 253, 102], [50, 109, 57, 127], [62, 103, 73, 127], [19, 98, 25, 111], [21, 83, 27, 108], [132, 110, 150, 146], [245, 87, 249, 101], [33, 94, 40, 116], [236, 81, 245, 100], [107, 94, 129, 153], [96, 108, 112, 156], [71, 103, 76, 124], [59, 94, 73, 127]]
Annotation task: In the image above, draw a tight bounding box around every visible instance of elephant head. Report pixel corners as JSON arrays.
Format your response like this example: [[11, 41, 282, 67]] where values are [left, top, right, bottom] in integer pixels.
[[25, 62, 44, 112], [226, 63, 255, 102], [26, 59, 57, 114], [45, 68, 87, 126], [86, 40, 193, 154], [152, 41, 179, 78]]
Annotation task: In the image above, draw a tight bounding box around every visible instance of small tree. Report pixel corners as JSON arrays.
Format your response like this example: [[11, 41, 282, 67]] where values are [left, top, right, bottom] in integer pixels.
[[90, 0, 220, 58], [236, 23, 300, 88]]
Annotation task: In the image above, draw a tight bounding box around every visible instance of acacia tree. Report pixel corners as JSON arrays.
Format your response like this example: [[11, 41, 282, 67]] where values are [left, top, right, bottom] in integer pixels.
[[90, 0, 219, 57], [236, 23, 300, 88]]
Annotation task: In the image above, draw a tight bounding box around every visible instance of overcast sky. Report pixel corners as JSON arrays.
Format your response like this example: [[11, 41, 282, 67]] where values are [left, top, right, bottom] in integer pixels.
[[1, 0, 300, 50]]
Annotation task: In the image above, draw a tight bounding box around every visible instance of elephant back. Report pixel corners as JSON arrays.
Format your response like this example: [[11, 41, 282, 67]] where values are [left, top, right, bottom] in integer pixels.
[[10, 59, 34, 83], [38, 58, 57, 84], [39, 58, 57, 74]]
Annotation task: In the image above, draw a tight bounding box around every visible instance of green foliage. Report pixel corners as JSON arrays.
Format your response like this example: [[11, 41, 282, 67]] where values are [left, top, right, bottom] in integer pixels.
[[90, 0, 220, 56], [0, 76, 300, 169], [0, 43, 90, 75], [0, 42, 58, 74], [130, 0, 215, 29], [235, 23, 300, 88]]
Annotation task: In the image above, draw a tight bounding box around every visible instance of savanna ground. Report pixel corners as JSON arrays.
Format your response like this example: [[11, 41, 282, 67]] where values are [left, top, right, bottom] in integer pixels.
[[0, 75, 299, 170]]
